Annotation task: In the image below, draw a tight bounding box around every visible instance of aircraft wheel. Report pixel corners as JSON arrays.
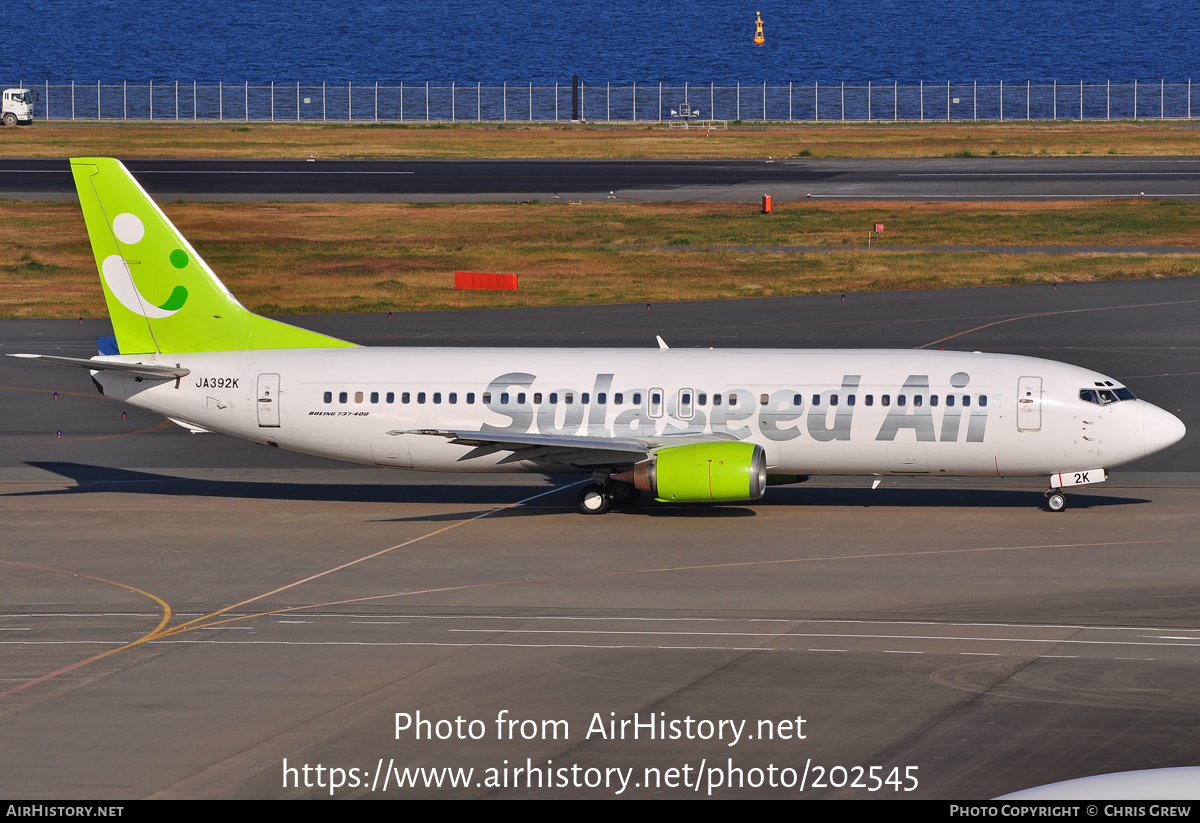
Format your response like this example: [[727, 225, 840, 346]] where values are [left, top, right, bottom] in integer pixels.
[[1, 113, 17, 127], [605, 480, 640, 507], [578, 485, 612, 515], [1045, 490, 1067, 512]]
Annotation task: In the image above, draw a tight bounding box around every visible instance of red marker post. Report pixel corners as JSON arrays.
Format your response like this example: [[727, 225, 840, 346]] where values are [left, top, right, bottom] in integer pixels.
[[869, 222, 884, 247]]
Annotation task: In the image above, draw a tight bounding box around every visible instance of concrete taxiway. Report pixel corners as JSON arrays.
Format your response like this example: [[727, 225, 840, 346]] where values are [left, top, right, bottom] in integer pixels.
[[6, 156, 1200, 202], [1, 280, 1198, 798]]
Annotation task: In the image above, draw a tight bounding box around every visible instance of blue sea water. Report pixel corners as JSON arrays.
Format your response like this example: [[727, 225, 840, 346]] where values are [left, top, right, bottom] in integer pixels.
[[5, 0, 1199, 84]]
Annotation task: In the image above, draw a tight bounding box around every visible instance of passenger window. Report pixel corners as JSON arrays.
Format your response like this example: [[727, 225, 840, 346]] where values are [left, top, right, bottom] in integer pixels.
[[881, 395, 890, 407], [466, 392, 475, 404], [847, 394, 855, 406], [930, 395, 938, 406], [830, 394, 839, 406], [387, 392, 394, 403], [355, 391, 364, 404], [812, 394, 820, 406], [598, 392, 606, 404], [865, 395, 874, 406], [566, 393, 574, 404], [370, 391, 379, 404], [517, 392, 525, 404], [549, 392, 558, 404], [962, 395, 970, 407], [534, 392, 542, 404], [979, 395, 987, 407], [898, 395, 906, 407], [323, 391, 332, 404], [614, 393, 623, 405], [946, 395, 955, 407], [713, 394, 722, 406], [728, 394, 738, 407], [339, 391, 348, 404], [793, 394, 803, 406], [633, 392, 642, 404], [402, 392, 411, 404], [582, 392, 589, 403], [433, 392, 441, 404], [500, 392, 509, 404], [418, 392, 426, 404], [449, 392, 457, 404], [698, 393, 706, 405], [482, 392, 491, 404], [760, 394, 769, 406], [914, 395, 922, 407]]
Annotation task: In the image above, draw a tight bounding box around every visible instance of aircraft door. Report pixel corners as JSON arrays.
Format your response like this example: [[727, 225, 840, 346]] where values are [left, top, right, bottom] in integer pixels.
[[1016, 376, 1042, 431], [257, 373, 281, 427]]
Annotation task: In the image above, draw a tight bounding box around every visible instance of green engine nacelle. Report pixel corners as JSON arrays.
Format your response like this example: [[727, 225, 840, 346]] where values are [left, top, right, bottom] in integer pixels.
[[632, 442, 768, 503]]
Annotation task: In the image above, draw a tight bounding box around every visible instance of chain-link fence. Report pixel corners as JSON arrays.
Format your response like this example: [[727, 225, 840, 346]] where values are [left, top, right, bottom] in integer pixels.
[[8, 80, 1198, 123]]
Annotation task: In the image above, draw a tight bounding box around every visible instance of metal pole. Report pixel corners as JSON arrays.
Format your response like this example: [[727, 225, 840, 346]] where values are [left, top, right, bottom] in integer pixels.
[[71, 80, 74, 120], [529, 82, 532, 122], [555, 82, 558, 122], [452, 82, 455, 122], [375, 81, 378, 121], [894, 80, 897, 121], [322, 81, 326, 121], [815, 81, 818, 122], [762, 81, 766, 121], [270, 81, 274, 121], [194, 80, 197, 120], [973, 80, 977, 121], [633, 81, 636, 122], [1161, 78, 1164, 119], [946, 80, 950, 122], [149, 80, 153, 120], [245, 81, 249, 121], [1107, 79, 1110, 120], [123, 80, 127, 120], [97, 81, 100, 121], [1134, 79, 1138, 120], [789, 81, 792, 121], [1189, 79, 1192, 120], [920, 80, 923, 121], [219, 80, 222, 121], [659, 82, 661, 122], [739, 81, 742, 121], [348, 81, 351, 121], [711, 82, 714, 121], [840, 81, 843, 121], [45, 80, 49, 120], [1026, 80, 1030, 120], [1000, 80, 1003, 121], [581, 81, 584, 120], [401, 82, 405, 122], [478, 82, 481, 122], [296, 82, 299, 121], [1052, 79, 1056, 120], [868, 80, 871, 120], [606, 82, 610, 122], [426, 82, 429, 122]]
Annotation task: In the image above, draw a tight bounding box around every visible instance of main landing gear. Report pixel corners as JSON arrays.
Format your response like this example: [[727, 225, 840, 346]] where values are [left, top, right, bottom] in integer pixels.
[[577, 480, 641, 515], [1044, 488, 1067, 512]]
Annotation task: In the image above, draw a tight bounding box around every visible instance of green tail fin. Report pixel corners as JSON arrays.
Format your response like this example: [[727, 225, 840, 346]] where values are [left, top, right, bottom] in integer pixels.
[[71, 157, 355, 354]]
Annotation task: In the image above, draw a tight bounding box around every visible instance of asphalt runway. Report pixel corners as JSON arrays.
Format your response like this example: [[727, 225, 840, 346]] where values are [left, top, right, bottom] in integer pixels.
[[6, 156, 1200, 201], [2, 279, 1198, 799]]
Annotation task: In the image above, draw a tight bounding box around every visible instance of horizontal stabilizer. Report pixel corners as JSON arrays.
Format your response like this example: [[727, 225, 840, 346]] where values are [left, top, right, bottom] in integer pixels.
[[9, 353, 190, 380]]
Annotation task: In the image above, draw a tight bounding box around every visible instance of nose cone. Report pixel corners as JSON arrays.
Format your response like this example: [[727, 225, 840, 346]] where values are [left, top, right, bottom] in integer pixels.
[[1143, 403, 1186, 458]]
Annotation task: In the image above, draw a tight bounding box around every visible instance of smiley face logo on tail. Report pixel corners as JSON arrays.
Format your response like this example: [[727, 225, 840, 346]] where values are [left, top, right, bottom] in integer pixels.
[[101, 212, 189, 319]]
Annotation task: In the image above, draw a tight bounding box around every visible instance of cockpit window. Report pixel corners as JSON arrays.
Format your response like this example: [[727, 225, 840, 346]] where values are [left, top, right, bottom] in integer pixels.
[[1080, 387, 1136, 405]]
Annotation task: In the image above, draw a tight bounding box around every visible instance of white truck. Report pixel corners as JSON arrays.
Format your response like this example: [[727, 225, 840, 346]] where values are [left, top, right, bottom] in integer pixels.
[[2, 88, 35, 126]]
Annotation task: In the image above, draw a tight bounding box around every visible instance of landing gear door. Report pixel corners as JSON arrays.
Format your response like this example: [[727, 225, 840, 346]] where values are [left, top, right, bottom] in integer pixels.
[[257, 373, 281, 427], [1017, 376, 1042, 431]]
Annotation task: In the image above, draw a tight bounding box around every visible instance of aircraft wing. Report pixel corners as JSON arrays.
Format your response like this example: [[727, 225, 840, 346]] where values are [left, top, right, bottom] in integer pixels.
[[391, 428, 742, 468]]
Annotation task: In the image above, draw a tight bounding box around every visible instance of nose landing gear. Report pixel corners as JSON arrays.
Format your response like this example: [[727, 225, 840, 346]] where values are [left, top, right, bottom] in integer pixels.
[[1045, 488, 1067, 512]]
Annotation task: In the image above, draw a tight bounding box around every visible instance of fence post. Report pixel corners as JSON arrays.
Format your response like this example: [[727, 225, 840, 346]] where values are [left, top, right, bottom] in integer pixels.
[[1000, 80, 1003, 121], [503, 81, 507, 122], [1189, 79, 1192, 120], [815, 81, 818, 122], [606, 82, 610, 122], [739, 81, 742, 120], [789, 81, 792, 121], [711, 82, 714, 121], [973, 80, 977, 121], [868, 80, 871, 120], [246, 81, 249, 121], [529, 82, 532, 122], [920, 80, 923, 121], [375, 81, 378, 121], [322, 81, 326, 121], [762, 81, 766, 120], [426, 82, 429, 122], [555, 82, 558, 122], [1161, 78, 1164, 119], [195, 80, 198, 121], [149, 80, 153, 120], [478, 82, 481, 122], [1107, 80, 1110, 120], [840, 81, 844, 121], [123, 80, 127, 120], [581, 81, 584, 120], [894, 80, 897, 121], [684, 81, 688, 118], [348, 81, 351, 121], [45, 81, 49, 120], [946, 80, 950, 121], [71, 80, 74, 120], [97, 81, 100, 121], [296, 82, 299, 121], [659, 82, 662, 122], [452, 82, 455, 122], [1052, 79, 1056, 120], [1026, 80, 1030, 120], [219, 80, 223, 121], [1134, 79, 1138, 120], [401, 81, 405, 122], [1079, 79, 1083, 121], [633, 81, 636, 122], [270, 81, 273, 121]]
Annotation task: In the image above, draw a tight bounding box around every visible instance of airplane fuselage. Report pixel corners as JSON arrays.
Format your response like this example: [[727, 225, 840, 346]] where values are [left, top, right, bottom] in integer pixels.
[[94, 346, 1176, 481]]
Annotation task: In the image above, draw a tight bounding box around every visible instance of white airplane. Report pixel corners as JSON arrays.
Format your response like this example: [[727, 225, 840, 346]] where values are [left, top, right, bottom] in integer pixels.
[[13, 158, 1187, 515]]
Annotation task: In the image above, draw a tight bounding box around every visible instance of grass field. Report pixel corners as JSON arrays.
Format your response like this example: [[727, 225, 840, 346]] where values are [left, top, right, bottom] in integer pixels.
[[2, 121, 1200, 159], [4, 198, 1198, 318]]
